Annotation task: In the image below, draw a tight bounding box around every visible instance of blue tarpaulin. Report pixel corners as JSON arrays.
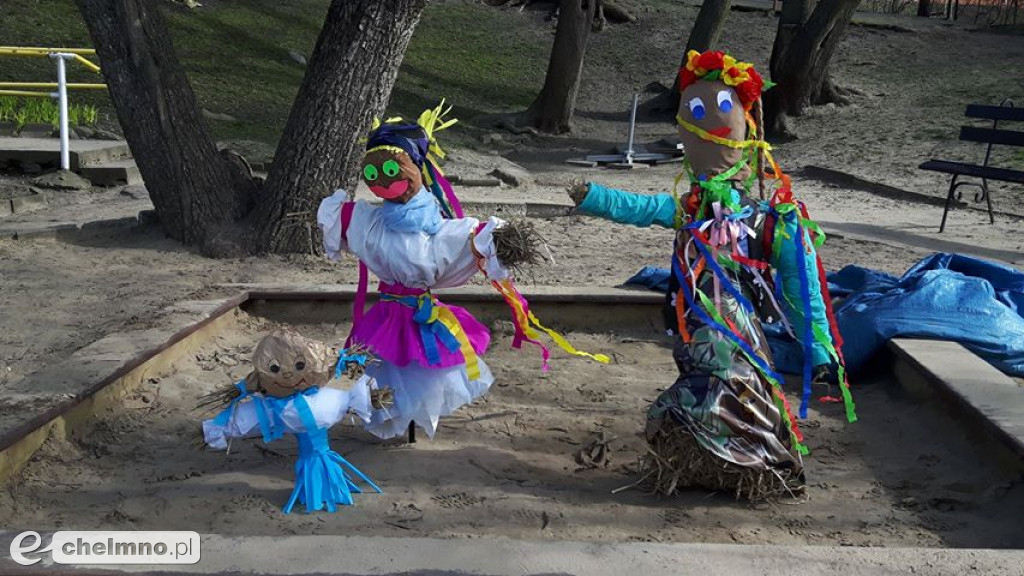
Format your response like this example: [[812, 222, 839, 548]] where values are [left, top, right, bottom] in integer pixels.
[[624, 253, 1024, 376]]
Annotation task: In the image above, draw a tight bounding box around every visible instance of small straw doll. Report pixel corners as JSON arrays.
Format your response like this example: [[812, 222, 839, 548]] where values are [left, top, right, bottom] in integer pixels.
[[199, 329, 383, 513]]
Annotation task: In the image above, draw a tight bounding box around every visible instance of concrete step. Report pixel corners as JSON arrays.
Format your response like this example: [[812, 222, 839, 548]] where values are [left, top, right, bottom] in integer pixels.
[[888, 338, 1024, 467], [79, 158, 143, 186], [0, 137, 131, 171]]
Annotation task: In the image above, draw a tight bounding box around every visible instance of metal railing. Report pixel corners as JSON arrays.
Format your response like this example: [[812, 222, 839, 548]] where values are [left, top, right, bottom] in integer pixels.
[[0, 46, 106, 170]]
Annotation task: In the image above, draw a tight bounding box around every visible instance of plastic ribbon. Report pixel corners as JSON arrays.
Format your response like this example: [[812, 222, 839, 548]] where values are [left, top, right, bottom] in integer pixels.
[[334, 348, 369, 380], [423, 161, 455, 219], [417, 100, 458, 159], [282, 391, 382, 514], [813, 253, 857, 423], [345, 262, 369, 349], [676, 114, 772, 151], [491, 278, 611, 370], [253, 387, 322, 445], [417, 100, 464, 219], [292, 394, 381, 499], [211, 380, 250, 427], [767, 189, 856, 420], [684, 222, 755, 315], [381, 293, 481, 381], [682, 157, 748, 213], [671, 252, 807, 453], [793, 215, 815, 419]]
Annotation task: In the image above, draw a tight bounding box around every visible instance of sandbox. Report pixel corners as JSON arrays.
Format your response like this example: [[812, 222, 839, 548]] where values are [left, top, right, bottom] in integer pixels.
[[1, 288, 1022, 550]]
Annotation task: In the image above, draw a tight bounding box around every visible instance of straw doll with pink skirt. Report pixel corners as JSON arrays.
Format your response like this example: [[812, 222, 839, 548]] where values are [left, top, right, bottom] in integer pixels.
[[318, 105, 608, 442]]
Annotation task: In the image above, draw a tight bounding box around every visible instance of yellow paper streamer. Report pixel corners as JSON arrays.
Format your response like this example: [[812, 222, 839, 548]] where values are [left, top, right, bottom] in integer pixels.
[[434, 303, 482, 381], [676, 114, 772, 151], [494, 279, 612, 365]]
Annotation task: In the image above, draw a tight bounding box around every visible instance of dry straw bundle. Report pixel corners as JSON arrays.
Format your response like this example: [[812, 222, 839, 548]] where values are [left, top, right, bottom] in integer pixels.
[[493, 219, 546, 277], [640, 423, 804, 502]]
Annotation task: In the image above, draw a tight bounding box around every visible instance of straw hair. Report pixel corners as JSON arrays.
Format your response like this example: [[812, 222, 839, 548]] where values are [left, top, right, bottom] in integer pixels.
[[567, 179, 589, 206], [195, 381, 248, 414]]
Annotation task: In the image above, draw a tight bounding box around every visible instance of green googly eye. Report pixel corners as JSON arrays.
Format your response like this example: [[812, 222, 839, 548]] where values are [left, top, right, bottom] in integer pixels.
[[382, 159, 400, 178], [363, 164, 379, 181]]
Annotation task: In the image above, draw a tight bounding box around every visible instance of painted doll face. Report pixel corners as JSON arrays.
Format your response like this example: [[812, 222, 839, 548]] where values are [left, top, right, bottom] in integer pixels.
[[362, 148, 422, 204], [245, 329, 333, 398], [677, 80, 750, 179]]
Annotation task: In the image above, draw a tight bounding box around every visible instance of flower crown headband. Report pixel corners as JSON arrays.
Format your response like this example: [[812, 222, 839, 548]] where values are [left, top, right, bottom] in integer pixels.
[[678, 50, 774, 110]]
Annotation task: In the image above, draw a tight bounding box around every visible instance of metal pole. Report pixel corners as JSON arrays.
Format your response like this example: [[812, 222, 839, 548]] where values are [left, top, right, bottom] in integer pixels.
[[52, 53, 70, 171], [625, 94, 638, 164]]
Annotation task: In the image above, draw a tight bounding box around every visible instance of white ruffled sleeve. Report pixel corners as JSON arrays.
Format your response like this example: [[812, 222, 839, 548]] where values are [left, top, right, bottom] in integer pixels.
[[347, 375, 374, 423], [202, 401, 262, 450], [472, 217, 512, 282], [316, 189, 349, 261], [277, 382, 375, 432]]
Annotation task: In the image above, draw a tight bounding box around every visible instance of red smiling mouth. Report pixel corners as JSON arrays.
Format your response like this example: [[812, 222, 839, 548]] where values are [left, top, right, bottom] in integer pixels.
[[370, 180, 410, 200], [707, 126, 732, 138]]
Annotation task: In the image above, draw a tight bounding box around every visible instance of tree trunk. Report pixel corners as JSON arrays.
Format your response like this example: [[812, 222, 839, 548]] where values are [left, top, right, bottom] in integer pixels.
[[255, 0, 428, 253], [74, 0, 257, 254], [764, 0, 812, 136], [79, 0, 428, 255], [525, 0, 597, 133], [810, 68, 851, 105], [764, 0, 859, 138], [658, 0, 733, 117], [685, 0, 733, 54], [917, 0, 931, 16]]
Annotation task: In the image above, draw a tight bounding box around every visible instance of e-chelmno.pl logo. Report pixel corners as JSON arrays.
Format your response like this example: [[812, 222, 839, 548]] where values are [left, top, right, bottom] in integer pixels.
[[8, 531, 200, 566]]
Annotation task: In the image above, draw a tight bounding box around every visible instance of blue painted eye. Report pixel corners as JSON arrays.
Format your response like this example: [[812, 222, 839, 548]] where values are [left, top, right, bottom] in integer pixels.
[[717, 90, 734, 113], [688, 97, 706, 120]]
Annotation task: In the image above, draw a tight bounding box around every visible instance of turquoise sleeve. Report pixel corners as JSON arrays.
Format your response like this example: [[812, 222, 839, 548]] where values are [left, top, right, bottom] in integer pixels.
[[772, 215, 832, 367], [577, 182, 677, 229]]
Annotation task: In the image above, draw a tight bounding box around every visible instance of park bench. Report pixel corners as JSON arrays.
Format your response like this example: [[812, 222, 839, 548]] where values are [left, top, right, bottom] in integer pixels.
[[919, 99, 1024, 232]]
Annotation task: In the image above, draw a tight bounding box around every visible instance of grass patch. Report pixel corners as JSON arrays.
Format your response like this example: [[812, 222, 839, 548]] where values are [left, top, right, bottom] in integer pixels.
[[1, 0, 553, 146], [1010, 149, 1024, 170], [394, 1, 549, 118], [0, 0, 110, 123], [161, 0, 327, 143]]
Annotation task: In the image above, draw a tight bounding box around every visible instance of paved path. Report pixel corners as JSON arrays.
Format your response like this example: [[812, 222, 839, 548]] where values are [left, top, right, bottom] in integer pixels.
[[3, 533, 1024, 575]]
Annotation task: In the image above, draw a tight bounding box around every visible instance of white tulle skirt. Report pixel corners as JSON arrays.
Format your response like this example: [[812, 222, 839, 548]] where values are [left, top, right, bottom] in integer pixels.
[[364, 359, 494, 439]]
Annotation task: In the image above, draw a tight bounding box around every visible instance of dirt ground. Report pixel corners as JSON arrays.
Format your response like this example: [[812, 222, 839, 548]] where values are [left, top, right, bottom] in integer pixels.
[[4, 2, 1023, 391], [2, 312, 1022, 549], [0, 199, 936, 394]]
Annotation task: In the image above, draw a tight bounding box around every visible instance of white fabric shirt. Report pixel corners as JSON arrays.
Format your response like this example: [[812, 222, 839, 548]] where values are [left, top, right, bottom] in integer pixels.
[[202, 377, 373, 450], [317, 189, 509, 286]]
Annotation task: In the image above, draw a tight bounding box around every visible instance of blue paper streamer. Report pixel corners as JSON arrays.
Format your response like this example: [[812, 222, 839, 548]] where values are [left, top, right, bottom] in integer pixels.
[[793, 214, 815, 419], [282, 391, 382, 514], [382, 294, 461, 366], [682, 220, 755, 315], [672, 253, 784, 386], [334, 349, 369, 379]]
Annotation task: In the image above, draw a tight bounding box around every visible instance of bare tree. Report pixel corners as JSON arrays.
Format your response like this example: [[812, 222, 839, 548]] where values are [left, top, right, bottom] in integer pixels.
[[254, 0, 429, 253], [524, 0, 598, 133], [74, 0, 259, 255], [763, 0, 860, 137], [685, 0, 733, 54], [642, 0, 732, 118], [75, 0, 429, 255]]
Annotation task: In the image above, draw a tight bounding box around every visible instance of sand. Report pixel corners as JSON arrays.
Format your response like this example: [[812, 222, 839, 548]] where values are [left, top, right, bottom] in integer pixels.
[[2, 312, 1023, 548]]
